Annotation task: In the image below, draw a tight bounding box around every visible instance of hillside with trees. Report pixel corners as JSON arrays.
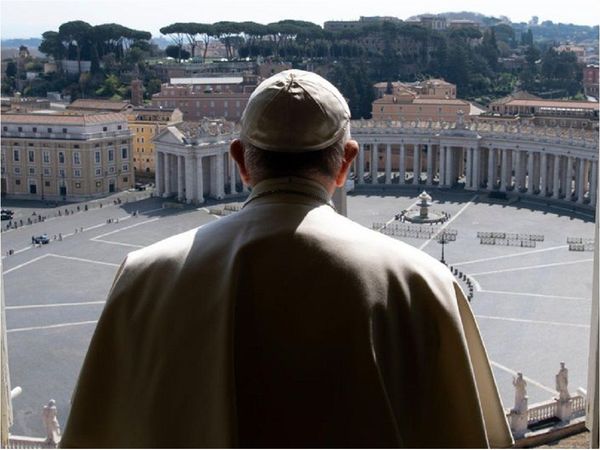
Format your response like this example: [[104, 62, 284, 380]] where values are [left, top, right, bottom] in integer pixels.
[[2, 14, 594, 118]]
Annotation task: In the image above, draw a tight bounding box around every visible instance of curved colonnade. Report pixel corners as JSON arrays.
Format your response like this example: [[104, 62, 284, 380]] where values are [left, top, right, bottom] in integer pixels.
[[351, 120, 598, 208], [154, 119, 598, 209]]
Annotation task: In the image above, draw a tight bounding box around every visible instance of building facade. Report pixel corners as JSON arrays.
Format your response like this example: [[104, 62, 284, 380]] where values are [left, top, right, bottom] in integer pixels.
[[1, 112, 134, 200], [489, 96, 599, 129], [127, 107, 183, 176], [372, 78, 476, 122], [583, 65, 599, 99], [372, 93, 477, 122], [151, 76, 258, 121], [374, 79, 457, 99]]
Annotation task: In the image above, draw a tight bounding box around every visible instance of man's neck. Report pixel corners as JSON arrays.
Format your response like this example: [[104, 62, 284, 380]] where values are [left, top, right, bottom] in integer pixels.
[[251, 174, 336, 196]]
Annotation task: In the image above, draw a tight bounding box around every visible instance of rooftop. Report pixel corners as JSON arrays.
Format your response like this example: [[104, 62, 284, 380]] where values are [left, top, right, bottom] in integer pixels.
[[1, 112, 129, 126], [374, 96, 469, 106], [67, 99, 132, 112], [170, 77, 245, 85], [501, 99, 599, 110]]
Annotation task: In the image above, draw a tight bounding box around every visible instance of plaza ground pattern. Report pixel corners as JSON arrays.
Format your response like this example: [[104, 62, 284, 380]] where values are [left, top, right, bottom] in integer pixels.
[[1, 188, 595, 438]]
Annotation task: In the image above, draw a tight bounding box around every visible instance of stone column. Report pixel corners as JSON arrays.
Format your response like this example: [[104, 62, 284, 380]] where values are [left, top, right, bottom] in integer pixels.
[[540, 153, 548, 196], [439, 145, 446, 186], [473, 147, 480, 190], [553, 155, 561, 199], [216, 153, 225, 199], [170, 154, 178, 194], [357, 143, 365, 184], [426, 145, 433, 185], [507, 149, 513, 190], [177, 154, 185, 201], [229, 154, 236, 195], [521, 151, 528, 191], [513, 150, 521, 191], [399, 144, 406, 184], [163, 152, 171, 197], [196, 155, 204, 203], [445, 146, 453, 187], [371, 144, 378, 184], [577, 158, 586, 204], [465, 147, 473, 189], [590, 161, 598, 207], [566, 156, 574, 199], [385, 144, 392, 184], [413, 144, 420, 185], [155, 151, 164, 196], [487, 148, 495, 190], [527, 151, 535, 194], [184, 154, 196, 204], [500, 149, 508, 192]]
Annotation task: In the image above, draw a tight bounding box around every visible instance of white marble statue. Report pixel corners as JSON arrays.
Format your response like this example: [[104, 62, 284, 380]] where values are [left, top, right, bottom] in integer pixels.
[[513, 372, 528, 414], [556, 362, 570, 401], [42, 399, 61, 445]]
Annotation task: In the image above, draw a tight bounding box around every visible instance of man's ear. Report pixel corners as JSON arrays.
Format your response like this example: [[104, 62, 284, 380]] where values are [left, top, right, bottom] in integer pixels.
[[335, 140, 358, 188], [230, 139, 251, 185]]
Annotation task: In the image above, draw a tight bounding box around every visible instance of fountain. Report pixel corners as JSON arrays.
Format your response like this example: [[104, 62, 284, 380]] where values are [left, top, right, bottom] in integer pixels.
[[400, 191, 448, 224]]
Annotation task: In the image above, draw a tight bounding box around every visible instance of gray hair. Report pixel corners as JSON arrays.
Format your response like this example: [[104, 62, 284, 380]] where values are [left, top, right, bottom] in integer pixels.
[[242, 126, 351, 184]]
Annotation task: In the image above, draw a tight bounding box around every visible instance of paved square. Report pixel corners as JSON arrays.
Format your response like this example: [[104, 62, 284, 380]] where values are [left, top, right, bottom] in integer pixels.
[[1, 189, 595, 436]]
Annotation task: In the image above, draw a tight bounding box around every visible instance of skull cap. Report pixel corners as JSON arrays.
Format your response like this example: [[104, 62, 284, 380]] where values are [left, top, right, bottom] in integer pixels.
[[240, 69, 351, 152]]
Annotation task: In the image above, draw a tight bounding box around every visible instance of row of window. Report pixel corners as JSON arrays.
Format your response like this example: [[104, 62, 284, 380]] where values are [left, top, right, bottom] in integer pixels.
[[11, 148, 129, 164], [155, 100, 242, 108], [13, 178, 128, 189], [3, 125, 123, 133], [12, 164, 130, 178], [6, 139, 128, 149]]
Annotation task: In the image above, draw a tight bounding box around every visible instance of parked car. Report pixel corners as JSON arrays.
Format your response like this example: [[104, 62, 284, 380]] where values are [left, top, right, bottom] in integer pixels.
[[1, 208, 14, 220], [134, 183, 146, 191], [33, 234, 50, 244]]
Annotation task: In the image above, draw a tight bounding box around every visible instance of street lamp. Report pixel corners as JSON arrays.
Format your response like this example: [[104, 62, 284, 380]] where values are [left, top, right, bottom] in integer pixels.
[[436, 229, 457, 265]]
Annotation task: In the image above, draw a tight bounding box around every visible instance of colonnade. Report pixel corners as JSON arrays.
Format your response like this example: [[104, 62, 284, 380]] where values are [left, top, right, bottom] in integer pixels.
[[354, 142, 598, 206], [154, 150, 246, 204], [152, 118, 598, 208]]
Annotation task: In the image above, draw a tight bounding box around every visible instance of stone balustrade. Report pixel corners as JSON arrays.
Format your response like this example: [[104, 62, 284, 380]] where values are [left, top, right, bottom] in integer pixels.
[[507, 362, 588, 439]]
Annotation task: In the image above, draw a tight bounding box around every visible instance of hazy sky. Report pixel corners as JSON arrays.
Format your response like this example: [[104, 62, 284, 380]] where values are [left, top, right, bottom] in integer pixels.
[[1, 0, 599, 39]]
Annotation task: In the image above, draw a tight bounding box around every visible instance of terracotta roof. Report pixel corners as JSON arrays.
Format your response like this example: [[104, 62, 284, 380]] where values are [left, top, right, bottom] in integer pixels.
[[1, 112, 129, 125], [413, 98, 469, 105], [503, 99, 599, 110], [67, 99, 131, 111], [374, 96, 468, 106], [170, 77, 244, 85]]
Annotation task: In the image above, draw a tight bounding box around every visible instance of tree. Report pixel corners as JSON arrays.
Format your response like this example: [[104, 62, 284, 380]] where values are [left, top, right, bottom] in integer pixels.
[[59, 20, 93, 73], [5, 61, 17, 78], [521, 29, 534, 46], [165, 45, 190, 60], [213, 21, 243, 59], [95, 74, 121, 97], [160, 23, 203, 58], [493, 24, 515, 46], [146, 78, 162, 98], [160, 23, 186, 60], [196, 23, 215, 62], [480, 29, 499, 71], [39, 31, 66, 59]]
